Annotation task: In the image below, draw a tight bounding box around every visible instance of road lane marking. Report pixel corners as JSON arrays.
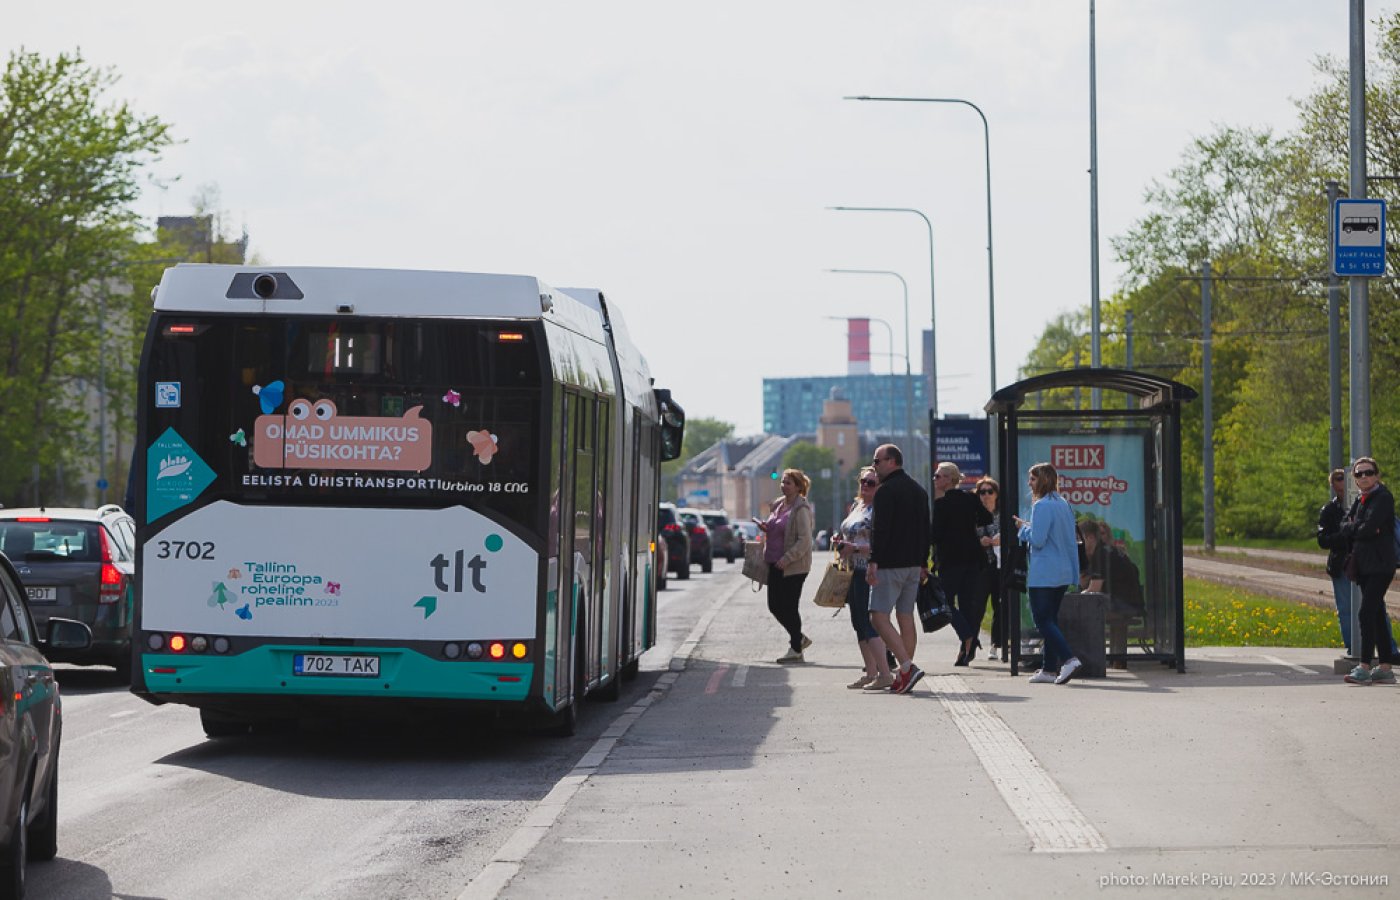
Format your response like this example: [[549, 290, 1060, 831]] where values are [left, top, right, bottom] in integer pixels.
[[458, 577, 747, 900], [928, 675, 1107, 853], [732, 665, 748, 688], [1258, 654, 1317, 675], [704, 665, 730, 694]]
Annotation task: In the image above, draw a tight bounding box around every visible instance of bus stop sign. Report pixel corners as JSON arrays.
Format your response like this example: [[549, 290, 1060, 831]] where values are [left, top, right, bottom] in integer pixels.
[[1333, 198, 1387, 277]]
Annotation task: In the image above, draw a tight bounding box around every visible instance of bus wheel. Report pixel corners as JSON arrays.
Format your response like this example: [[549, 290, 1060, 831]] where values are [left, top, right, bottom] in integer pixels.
[[200, 709, 252, 738]]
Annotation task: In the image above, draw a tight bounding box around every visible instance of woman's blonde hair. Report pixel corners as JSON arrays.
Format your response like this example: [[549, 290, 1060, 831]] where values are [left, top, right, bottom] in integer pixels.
[[851, 465, 877, 506], [1028, 462, 1059, 499], [781, 468, 811, 497]]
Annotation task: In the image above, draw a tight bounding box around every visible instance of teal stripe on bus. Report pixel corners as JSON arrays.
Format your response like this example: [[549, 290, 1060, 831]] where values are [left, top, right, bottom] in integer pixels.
[[141, 647, 533, 701]]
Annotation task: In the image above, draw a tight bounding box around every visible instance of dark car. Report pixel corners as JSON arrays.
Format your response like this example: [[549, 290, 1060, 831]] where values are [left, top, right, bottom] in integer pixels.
[[0, 550, 92, 900], [658, 503, 690, 580], [654, 526, 669, 592], [0, 506, 136, 680], [675, 509, 714, 573], [700, 512, 740, 563]]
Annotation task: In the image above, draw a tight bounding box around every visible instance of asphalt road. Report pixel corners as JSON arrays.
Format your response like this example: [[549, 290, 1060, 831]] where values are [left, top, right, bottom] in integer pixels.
[[34, 558, 1400, 898]]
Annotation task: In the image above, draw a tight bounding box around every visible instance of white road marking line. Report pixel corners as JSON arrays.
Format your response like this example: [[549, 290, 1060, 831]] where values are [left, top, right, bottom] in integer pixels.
[[457, 578, 747, 900], [928, 675, 1107, 853], [1258, 654, 1316, 675], [732, 665, 748, 688], [109, 710, 137, 719]]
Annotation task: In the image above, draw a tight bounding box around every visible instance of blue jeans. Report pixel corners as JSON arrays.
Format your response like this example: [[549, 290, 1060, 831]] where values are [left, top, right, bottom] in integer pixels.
[[1334, 575, 1398, 656], [1028, 585, 1075, 671], [846, 568, 879, 642]]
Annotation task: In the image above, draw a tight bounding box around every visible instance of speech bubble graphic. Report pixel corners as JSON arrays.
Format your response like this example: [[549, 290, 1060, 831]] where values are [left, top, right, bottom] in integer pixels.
[[253, 400, 433, 471]]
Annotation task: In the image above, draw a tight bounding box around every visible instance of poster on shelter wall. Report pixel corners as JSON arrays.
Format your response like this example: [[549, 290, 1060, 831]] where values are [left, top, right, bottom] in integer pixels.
[[1016, 430, 1148, 570]]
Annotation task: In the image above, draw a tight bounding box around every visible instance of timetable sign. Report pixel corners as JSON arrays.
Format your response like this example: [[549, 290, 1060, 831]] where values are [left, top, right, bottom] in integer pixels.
[[1333, 198, 1387, 277]]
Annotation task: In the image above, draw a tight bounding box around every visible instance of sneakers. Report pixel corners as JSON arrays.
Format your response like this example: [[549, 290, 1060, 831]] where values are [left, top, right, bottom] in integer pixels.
[[1344, 665, 1372, 684], [887, 668, 908, 694], [895, 664, 925, 694], [1370, 667, 1397, 685], [1029, 669, 1058, 684], [776, 648, 804, 664], [800, 634, 813, 651], [1054, 657, 1083, 685], [847, 674, 875, 689], [987, 647, 1000, 662], [864, 674, 895, 691]]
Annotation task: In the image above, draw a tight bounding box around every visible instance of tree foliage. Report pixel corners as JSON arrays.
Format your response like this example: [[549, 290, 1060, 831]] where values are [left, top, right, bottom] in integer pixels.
[[0, 49, 172, 506], [660, 416, 735, 485], [1021, 11, 1400, 539], [780, 442, 839, 535]]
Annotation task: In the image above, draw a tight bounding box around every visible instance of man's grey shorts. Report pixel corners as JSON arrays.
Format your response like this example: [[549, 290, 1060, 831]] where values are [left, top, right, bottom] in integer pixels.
[[869, 566, 921, 616]]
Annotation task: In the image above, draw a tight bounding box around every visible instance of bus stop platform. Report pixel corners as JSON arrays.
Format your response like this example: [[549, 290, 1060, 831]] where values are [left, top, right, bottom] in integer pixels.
[[468, 573, 1400, 898]]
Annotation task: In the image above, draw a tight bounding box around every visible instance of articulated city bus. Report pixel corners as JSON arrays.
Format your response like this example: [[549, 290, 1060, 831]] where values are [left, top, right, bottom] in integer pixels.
[[130, 265, 683, 736]]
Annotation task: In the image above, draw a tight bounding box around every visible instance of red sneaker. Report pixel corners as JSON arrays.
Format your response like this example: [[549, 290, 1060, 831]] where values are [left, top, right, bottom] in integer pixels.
[[888, 668, 908, 693]]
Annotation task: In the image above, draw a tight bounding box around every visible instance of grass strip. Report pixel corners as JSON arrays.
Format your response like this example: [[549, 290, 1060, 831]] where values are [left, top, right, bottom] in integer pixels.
[[1183, 577, 1400, 647]]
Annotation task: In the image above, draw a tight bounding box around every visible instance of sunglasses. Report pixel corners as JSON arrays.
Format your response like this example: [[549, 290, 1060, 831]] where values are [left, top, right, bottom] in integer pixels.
[[977, 488, 997, 495], [1355, 469, 1378, 478], [860, 479, 878, 487]]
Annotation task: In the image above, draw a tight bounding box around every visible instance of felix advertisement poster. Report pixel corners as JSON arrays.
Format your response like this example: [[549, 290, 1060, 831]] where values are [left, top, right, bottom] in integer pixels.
[[1016, 430, 1149, 566]]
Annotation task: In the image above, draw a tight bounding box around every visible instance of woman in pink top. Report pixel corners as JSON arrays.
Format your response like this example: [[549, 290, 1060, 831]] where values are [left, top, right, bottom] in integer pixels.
[[759, 468, 815, 663]]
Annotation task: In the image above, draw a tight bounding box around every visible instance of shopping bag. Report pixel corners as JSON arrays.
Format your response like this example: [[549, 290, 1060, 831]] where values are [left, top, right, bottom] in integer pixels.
[[812, 557, 853, 609], [916, 578, 953, 633], [742, 540, 768, 586]]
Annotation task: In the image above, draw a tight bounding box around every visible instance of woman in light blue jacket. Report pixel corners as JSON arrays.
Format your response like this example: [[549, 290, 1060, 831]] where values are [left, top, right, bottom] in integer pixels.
[[1014, 462, 1082, 685]]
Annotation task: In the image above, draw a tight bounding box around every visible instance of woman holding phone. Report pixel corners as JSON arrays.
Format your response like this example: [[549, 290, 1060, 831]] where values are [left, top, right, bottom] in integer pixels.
[[1014, 462, 1082, 685], [758, 468, 815, 664]]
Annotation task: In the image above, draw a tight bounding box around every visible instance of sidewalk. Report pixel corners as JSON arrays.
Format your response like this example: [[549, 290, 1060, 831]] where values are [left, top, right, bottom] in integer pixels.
[[493, 572, 1400, 898]]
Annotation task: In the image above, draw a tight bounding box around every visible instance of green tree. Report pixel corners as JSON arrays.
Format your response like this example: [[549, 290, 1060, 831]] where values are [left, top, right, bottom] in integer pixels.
[[660, 416, 735, 485], [0, 49, 172, 505]]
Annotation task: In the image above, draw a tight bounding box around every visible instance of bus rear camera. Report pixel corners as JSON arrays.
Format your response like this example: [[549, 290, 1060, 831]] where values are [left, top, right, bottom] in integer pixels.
[[251, 273, 279, 299]]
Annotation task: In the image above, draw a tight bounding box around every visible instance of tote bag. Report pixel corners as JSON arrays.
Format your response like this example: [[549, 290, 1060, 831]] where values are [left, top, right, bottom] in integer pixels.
[[811, 556, 853, 609], [742, 541, 768, 586]]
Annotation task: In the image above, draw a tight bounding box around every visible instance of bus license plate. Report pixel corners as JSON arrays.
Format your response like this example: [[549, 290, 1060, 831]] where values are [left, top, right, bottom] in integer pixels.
[[25, 587, 56, 603], [293, 654, 380, 677]]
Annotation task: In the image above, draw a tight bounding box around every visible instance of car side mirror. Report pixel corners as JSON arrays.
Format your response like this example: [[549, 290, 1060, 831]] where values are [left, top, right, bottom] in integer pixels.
[[45, 617, 93, 652]]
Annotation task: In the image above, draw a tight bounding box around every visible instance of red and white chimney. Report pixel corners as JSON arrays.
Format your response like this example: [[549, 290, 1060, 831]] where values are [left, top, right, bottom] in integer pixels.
[[847, 318, 870, 375]]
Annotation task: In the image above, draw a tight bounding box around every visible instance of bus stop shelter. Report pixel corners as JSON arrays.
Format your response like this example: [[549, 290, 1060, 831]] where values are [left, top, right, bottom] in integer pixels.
[[985, 368, 1198, 675]]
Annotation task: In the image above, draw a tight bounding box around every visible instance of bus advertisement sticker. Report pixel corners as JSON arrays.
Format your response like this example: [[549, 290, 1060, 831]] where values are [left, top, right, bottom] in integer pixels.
[[147, 428, 217, 521]]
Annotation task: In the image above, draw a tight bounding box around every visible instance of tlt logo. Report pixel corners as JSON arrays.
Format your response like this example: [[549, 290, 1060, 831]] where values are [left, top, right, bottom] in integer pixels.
[[1051, 444, 1105, 470], [430, 550, 488, 593]]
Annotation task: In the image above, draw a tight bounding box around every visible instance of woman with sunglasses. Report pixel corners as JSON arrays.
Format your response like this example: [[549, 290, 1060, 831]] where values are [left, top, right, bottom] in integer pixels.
[[834, 467, 894, 690], [1338, 457, 1397, 685], [760, 468, 816, 664], [1013, 462, 1083, 685], [974, 476, 1005, 661]]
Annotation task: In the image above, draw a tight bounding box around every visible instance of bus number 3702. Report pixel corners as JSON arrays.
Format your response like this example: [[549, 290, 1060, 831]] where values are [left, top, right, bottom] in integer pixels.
[[154, 541, 216, 560]]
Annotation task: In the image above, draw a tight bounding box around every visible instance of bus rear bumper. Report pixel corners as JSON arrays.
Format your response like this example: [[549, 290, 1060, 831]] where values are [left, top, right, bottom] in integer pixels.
[[137, 645, 534, 704]]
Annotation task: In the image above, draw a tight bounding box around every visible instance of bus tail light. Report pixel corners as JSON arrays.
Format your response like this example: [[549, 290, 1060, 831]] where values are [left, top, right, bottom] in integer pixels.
[[168, 634, 187, 653], [511, 642, 528, 660], [488, 642, 505, 660]]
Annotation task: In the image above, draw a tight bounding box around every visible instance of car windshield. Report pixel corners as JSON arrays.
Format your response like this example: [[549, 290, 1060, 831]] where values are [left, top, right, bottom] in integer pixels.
[[0, 521, 100, 561], [678, 513, 702, 528], [702, 515, 727, 529], [658, 508, 677, 526]]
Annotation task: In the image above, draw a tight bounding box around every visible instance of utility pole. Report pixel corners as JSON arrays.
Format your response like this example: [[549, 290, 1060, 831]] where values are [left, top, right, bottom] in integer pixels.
[[1326, 180, 1345, 471], [1202, 261, 1215, 552]]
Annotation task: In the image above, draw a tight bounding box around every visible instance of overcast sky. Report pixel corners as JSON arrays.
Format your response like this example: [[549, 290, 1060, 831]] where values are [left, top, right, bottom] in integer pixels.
[[11, 1, 1392, 434]]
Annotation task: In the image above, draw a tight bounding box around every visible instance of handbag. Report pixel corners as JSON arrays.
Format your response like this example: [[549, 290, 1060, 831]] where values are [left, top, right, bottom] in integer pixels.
[[812, 556, 853, 609], [742, 540, 768, 587], [1006, 541, 1029, 593], [916, 578, 954, 633]]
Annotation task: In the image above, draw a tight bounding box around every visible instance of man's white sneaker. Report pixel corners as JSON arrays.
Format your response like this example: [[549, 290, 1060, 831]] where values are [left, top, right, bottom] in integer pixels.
[[1054, 657, 1083, 685], [776, 648, 804, 664], [1028, 669, 1057, 684]]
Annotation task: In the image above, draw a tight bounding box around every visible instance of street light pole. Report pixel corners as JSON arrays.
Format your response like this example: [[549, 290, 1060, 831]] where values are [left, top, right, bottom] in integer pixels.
[[826, 206, 937, 422], [846, 95, 997, 399], [827, 269, 915, 478]]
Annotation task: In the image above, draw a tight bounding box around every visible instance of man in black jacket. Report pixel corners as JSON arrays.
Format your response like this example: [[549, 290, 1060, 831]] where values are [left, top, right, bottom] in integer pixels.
[[1317, 467, 1355, 655], [866, 444, 930, 694], [933, 461, 993, 666]]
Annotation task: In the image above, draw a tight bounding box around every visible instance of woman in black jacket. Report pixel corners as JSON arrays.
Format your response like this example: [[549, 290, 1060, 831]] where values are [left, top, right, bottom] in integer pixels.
[[1339, 457, 1397, 684], [1317, 468, 1353, 655]]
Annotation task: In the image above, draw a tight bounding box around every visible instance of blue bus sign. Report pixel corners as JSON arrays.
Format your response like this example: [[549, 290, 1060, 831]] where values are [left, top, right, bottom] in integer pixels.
[[1333, 198, 1386, 277]]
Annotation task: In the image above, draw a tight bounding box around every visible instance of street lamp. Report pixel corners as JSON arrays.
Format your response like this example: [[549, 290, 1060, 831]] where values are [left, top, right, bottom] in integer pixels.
[[844, 95, 997, 399], [826, 206, 937, 422], [826, 269, 916, 478], [825, 315, 901, 435]]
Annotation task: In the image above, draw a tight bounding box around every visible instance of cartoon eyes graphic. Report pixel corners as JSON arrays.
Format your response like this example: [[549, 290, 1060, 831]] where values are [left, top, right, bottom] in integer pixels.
[[235, 604, 253, 620], [253, 380, 285, 414], [442, 390, 461, 407], [288, 399, 336, 421], [229, 428, 247, 447]]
